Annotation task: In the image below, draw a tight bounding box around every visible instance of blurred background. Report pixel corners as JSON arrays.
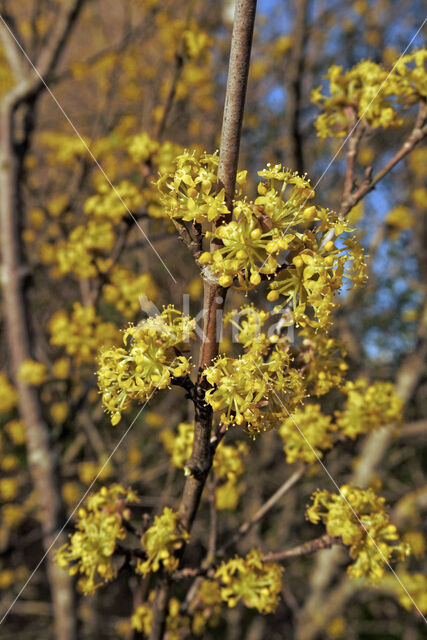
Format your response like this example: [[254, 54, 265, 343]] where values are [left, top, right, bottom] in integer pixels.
[[0, 0, 425, 638]]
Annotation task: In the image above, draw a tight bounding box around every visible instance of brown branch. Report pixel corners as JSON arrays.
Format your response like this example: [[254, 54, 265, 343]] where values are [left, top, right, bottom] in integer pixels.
[[340, 106, 365, 214], [340, 100, 427, 216], [148, 3, 257, 638], [0, 12, 28, 82], [262, 534, 343, 563], [218, 463, 305, 556], [155, 51, 184, 141], [207, 478, 218, 562], [286, 0, 309, 173], [1, 0, 85, 108]]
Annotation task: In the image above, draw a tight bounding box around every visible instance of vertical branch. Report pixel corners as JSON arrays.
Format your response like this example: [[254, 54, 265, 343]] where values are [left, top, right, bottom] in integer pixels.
[[286, 0, 309, 173], [0, 3, 85, 639], [0, 96, 78, 640], [217, 0, 257, 209], [149, 2, 257, 638]]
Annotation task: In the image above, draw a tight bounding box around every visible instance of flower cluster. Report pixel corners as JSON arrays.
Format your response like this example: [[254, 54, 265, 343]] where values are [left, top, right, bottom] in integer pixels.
[[131, 604, 153, 635], [156, 150, 229, 223], [224, 305, 272, 354], [17, 359, 47, 386], [56, 485, 138, 594], [312, 49, 427, 138], [137, 507, 189, 575], [213, 440, 248, 510], [161, 423, 247, 509], [97, 307, 195, 425], [5, 420, 26, 445], [191, 580, 222, 635], [382, 571, 427, 614], [215, 549, 283, 613], [307, 485, 410, 582], [279, 403, 335, 464], [84, 179, 143, 224], [131, 597, 198, 640], [53, 220, 115, 278], [335, 378, 403, 439], [203, 343, 305, 436], [158, 154, 365, 330], [0, 374, 17, 412], [161, 422, 194, 469], [103, 266, 157, 318], [49, 303, 119, 364], [297, 327, 348, 395]]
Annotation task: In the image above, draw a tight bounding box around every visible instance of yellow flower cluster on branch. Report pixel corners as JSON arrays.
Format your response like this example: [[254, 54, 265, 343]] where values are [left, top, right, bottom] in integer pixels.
[[312, 49, 427, 138], [49, 303, 119, 364], [298, 327, 348, 395], [307, 486, 410, 582], [203, 339, 305, 435], [279, 403, 335, 464], [103, 266, 157, 318], [157, 153, 365, 330], [161, 422, 194, 469], [0, 374, 17, 412], [137, 507, 189, 575], [131, 604, 153, 634], [215, 549, 283, 613], [84, 179, 143, 224], [335, 378, 403, 439], [97, 307, 195, 425], [161, 422, 247, 509], [53, 220, 115, 278], [382, 571, 427, 614], [17, 359, 47, 386], [157, 150, 229, 223], [56, 485, 138, 594]]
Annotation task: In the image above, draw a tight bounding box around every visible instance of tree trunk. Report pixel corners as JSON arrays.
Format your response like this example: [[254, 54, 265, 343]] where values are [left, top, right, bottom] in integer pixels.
[[0, 97, 77, 640]]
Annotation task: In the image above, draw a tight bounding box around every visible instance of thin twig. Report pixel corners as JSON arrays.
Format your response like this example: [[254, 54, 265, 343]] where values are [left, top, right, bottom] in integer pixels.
[[262, 534, 343, 562], [218, 463, 305, 556], [340, 100, 427, 216]]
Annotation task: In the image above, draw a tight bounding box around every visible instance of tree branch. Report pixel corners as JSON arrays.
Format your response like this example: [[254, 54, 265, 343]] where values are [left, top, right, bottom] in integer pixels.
[[219, 463, 305, 556], [286, 0, 309, 173], [262, 534, 343, 563], [0, 4, 86, 638], [1, 0, 85, 108], [149, 3, 257, 638], [340, 100, 427, 216]]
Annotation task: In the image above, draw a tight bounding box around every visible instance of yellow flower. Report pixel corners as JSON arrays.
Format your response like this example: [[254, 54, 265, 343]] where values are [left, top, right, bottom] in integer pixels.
[[335, 378, 403, 439], [307, 485, 410, 582], [0, 478, 19, 501], [279, 403, 335, 464], [131, 604, 153, 634], [0, 375, 17, 413], [50, 303, 119, 365], [97, 306, 194, 425], [215, 549, 283, 613], [4, 422, 25, 452], [50, 402, 68, 423], [18, 360, 47, 385], [1, 455, 19, 472], [52, 358, 70, 379], [138, 507, 189, 575], [103, 267, 157, 319], [56, 485, 138, 594]]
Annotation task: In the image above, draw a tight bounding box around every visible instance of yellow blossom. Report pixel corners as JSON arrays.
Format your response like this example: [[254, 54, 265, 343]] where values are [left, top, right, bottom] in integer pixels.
[[18, 360, 47, 385]]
